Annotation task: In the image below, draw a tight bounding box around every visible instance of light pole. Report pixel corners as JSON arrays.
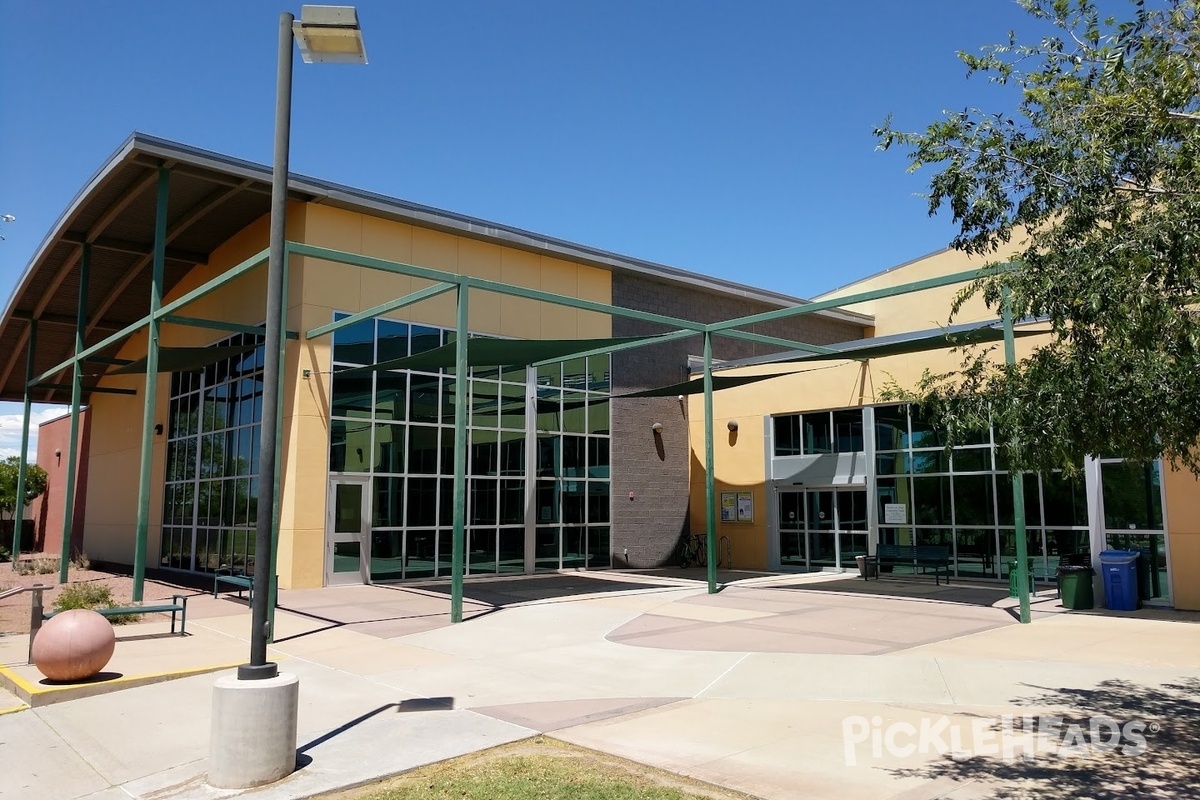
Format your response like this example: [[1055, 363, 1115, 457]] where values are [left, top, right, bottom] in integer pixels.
[[242, 4, 368, 682], [209, 7, 366, 790]]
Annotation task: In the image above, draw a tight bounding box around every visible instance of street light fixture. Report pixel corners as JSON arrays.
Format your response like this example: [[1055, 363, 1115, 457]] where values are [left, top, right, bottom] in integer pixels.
[[240, 4, 366, 684], [210, 6, 365, 790]]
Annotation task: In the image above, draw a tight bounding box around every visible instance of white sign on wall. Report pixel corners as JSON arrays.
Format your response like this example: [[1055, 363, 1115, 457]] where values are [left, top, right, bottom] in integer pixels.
[[883, 503, 907, 525]]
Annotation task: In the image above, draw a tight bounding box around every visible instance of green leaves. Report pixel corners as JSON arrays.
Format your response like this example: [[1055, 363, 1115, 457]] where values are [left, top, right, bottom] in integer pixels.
[[877, 0, 1200, 474], [0, 456, 48, 519]]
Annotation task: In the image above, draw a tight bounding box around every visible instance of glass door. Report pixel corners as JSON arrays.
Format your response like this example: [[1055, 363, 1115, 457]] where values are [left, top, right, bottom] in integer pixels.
[[327, 476, 371, 585], [778, 491, 807, 568], [777, 488, 868, 570]]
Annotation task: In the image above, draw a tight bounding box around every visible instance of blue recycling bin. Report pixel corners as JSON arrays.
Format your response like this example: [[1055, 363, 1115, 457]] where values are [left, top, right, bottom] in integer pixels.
[[1099, 550, 1140, 611]]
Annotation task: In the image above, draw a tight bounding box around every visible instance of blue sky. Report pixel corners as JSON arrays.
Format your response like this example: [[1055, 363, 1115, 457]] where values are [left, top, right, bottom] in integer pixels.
[[0, 0, 1040, 457]]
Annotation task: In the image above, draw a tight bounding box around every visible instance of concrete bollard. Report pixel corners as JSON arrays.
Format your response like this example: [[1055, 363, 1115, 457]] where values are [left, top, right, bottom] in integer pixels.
[[208, 672, 300, 789]]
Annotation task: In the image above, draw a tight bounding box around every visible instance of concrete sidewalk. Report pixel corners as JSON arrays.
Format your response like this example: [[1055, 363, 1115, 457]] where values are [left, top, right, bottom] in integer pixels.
[[2, 571, 1197, 800]]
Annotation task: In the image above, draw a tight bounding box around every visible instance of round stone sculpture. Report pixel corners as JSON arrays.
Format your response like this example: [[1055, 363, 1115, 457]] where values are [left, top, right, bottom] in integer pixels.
[[31, 608, 116, 682]]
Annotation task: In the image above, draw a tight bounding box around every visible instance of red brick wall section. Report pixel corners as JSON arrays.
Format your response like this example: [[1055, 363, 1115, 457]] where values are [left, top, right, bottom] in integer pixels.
[[33, 407, 90, 559]]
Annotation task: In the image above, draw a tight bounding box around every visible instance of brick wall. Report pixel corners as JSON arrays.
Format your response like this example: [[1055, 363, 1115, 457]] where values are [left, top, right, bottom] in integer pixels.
[[608, 273, 865, 567]]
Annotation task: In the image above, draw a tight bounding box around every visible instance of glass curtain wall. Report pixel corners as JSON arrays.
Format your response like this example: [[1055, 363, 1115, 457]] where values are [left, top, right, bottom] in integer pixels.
[[329, 313, 612, 580], [161, 333, 265, 574], [534, 356, 612, 571], [774, 403, 1093, 579]]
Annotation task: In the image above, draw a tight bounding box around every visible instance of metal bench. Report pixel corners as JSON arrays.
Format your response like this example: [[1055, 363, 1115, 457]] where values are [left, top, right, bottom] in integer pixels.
[[44, 593, 188, 635], [213, 570, 254, 603], [869, 544, 951, 585]]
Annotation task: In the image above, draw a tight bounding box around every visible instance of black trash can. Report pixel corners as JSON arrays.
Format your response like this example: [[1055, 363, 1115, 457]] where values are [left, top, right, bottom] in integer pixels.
[[1057, 564, 1095, 610]]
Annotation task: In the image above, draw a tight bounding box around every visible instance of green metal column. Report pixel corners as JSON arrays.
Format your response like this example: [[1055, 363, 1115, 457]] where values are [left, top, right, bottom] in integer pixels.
[[450, 282, 468, 622], [1002, 288, 1031, 624], [11, 320, 37, 570], [133, 167, 170, 601], [60, 246, 91, 583], [703, 331, 717, 594]]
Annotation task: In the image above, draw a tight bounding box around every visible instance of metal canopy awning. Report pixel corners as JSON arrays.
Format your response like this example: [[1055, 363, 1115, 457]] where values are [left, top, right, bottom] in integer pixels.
[[106, 344, 259, 375]]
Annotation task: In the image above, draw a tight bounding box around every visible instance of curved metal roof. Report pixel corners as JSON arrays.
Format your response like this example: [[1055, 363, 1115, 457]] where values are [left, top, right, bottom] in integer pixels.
[[0, 132, 872, 404]]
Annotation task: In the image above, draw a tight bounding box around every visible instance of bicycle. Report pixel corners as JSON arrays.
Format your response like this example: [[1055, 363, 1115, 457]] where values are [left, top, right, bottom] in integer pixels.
[[677, 533, 733, 569], [676, 533, 704, 568]]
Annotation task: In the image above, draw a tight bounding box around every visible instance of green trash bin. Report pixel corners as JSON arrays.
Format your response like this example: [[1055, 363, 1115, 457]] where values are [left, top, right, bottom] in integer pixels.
[[1007, 560, 1022, 598], [1057, 565, 1095, 610]]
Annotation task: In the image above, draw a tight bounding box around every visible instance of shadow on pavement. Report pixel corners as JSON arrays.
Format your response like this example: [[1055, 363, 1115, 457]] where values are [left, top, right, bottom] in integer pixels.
[[888, 678, 1200, 799]]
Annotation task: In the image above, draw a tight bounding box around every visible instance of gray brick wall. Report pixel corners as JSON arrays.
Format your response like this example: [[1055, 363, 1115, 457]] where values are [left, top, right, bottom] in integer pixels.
[[608, 273, 866, 567]]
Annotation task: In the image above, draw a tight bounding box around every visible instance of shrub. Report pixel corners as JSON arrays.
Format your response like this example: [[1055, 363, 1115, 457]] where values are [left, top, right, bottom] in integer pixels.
[[53, 583, 141, 625], [69, 551, 91, 571], [15, 556, 58, 576]]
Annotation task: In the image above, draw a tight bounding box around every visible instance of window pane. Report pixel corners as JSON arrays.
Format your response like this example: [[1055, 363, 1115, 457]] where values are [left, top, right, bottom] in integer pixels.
[[587, 399, 610, 435], [1101, 461, 1164, 531], [332, 371, 373, 419], [911, 450, 949, 474], [588, 438, 610, 478], [471, 381, 500, 428], [873, 404, 908, 451], [498, 529, 524, 573], [996, 473, 1042, 526], [500, 383, 525, 430], [913, 476, 952, 525], [586, 356, 610, 392], [1042, 472, 1089, 527], [804, 413, 832, 454], [410, 325, 441, 355], [562, 392, 587, 433], [376, 319, 409, 362], [562, 357, 587, 390], [952, 474, 996, 526], [406, 477, 438, 526], [832, 409, 863, 453], [952, 448, 991, 473], [469, 479, 498, 525], [409, 375, 440, 423], [372, 423, 405, 473], [909, 407, 945, 449], [332, 316, 374, 365], [470, 429, 499, 476], [373, 476, 404, 527], [374, 372, 407, 421], [774, 415, 801, 456], [499, 480, 525, 524], [407, 426, 438, 474], [499, 432, 524, 476]]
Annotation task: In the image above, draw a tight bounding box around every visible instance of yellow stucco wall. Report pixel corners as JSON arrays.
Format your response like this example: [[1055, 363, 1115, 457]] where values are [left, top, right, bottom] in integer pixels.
[[281, 204, 612, 588], [86, 206, 296, 567], [84, 200, 614, 588], [686, 246, 1200, 610]]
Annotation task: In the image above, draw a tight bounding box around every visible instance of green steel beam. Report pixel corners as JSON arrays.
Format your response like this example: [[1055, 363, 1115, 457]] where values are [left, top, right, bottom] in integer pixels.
[[32, 383, 137, 396], [706, 264, 1019, 335], [715, 328, 842, 356], [1003, 287, 1032, 624], [530, 329, 698, 367], [287, 242, 709, 333], [305, 281, 457, 340], [31, 247, 270, 386], [60, 245, 89, 584], [11, 320, 36, 570], [84, 356, 134, 366], [462, 275, 706, 333], [703, 331, 717, 594], [451, 282, 468, 623], [133, 168, 170, 601], [163, 314, 299, 340]]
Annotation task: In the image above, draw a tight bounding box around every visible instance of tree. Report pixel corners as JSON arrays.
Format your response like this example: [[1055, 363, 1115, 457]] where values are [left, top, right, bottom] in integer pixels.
[[0, 456, 48, 520], [875, 0, 1200, 474]]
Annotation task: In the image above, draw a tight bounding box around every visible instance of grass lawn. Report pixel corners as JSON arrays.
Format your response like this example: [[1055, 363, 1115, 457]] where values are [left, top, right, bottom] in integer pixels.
[[319, 737, 752, 800]]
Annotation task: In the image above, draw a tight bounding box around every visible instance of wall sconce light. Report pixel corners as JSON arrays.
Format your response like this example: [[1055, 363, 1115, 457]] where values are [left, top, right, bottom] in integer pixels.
[[54, 448, 61, 465], [154, 423, 164, 436], [651, 422, 663, 434], [727, 419, 738, 432], [356, 447, 364, 461]]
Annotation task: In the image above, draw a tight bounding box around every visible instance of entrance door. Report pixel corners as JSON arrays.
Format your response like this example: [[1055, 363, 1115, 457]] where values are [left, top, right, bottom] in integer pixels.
[[776, 488, 868, 570], [327, 476, 371, 585]]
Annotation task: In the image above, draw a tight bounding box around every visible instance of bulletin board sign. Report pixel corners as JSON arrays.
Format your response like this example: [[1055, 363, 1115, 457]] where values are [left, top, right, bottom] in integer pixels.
[[721, 492, 737, 522], [736, 491, 754, 522]]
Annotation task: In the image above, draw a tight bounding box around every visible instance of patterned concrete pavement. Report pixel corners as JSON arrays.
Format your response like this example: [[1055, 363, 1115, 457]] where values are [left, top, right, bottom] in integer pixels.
[[1, 569, 1197, 800]]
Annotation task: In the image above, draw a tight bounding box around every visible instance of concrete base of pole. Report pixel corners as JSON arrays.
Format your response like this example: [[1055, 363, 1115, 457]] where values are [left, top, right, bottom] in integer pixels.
[[208, 672, 300, 789]]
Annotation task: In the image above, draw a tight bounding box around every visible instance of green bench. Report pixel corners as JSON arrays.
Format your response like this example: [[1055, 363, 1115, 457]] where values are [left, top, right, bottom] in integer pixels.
[[213, 569, 254, 602], [44, 594, 188, 635], [869, 544, 951, 585]]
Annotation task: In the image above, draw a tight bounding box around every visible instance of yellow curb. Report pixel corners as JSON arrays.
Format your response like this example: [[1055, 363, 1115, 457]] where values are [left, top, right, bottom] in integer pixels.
[[0, 656, 289, 707], [0, 703, 29, 715]]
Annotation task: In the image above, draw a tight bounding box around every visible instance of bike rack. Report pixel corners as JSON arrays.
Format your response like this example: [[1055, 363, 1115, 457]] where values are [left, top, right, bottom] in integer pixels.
[[0, 584, 47, 664]]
